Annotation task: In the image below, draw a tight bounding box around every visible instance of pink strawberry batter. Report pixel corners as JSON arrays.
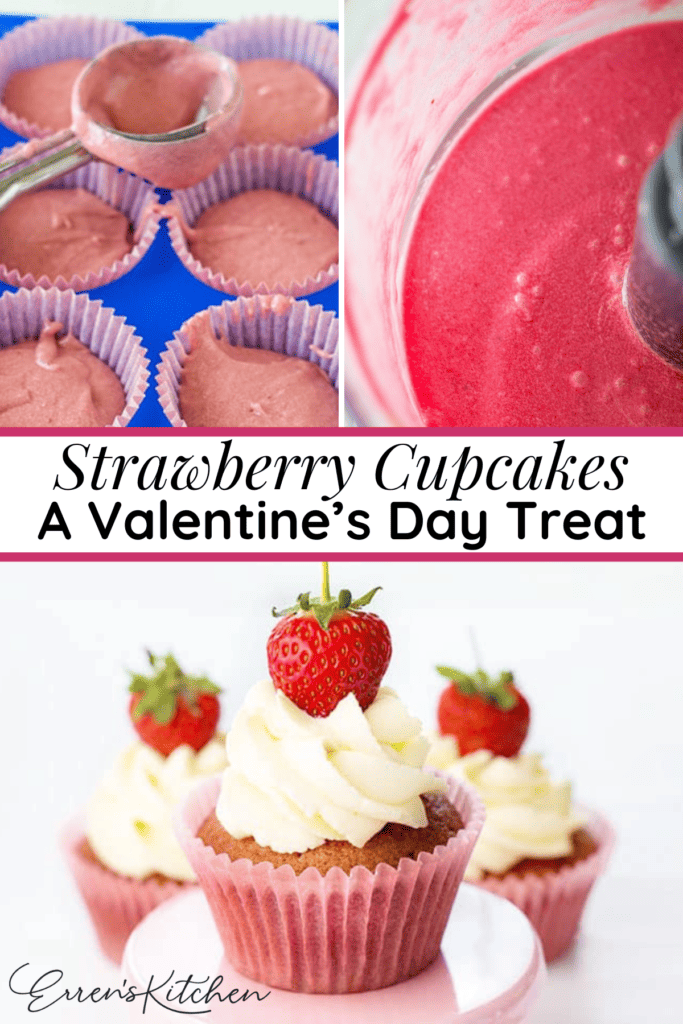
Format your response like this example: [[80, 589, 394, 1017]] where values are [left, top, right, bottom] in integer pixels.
[[236, 59, 337, 145], [179, 310, 338, 428], [2, 58, 89, 132], [402, 20, 683, 427], [0, 188, 132, 283], [0, 321, 124, 427], [185, 190, 339, 290]]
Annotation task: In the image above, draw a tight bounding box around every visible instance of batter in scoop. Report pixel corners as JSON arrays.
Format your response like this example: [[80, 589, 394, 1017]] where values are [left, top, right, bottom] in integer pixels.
[[402, 20, 683, 427], [0, 322, 125, 427], [0, 188, 133, 282], [179, 310, 338, 428]]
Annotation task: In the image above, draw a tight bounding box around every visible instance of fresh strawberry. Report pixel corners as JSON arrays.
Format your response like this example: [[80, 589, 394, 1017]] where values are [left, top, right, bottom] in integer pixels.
[[267, 563, 392, 717], [436, 665, 530, 757], [128, 651, 221, 757]]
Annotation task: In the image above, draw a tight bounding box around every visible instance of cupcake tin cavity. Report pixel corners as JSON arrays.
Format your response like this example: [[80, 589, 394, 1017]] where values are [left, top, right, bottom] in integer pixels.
[[122, 884, 545, 1021], [0, 14, 339, 427]]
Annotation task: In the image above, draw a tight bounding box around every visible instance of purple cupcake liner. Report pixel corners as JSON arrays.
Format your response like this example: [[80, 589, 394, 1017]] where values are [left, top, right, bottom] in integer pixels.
[[174, 773, 485, 993], [166, 144, 338, 298], [0, 145, 161, 291], [0, 286, 149, 426], [156, 295, 338, 428], [197, 16, 338, 150], [0, 16, 143, 139]]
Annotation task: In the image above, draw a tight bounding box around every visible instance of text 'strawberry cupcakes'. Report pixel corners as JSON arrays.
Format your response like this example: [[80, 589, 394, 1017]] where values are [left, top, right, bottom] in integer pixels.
[[197, 18, 338, 149], [176, 565, 485, 993], [0, 287, 148, 427], [428, 662, 614, 961], [0, 16, 143, 138], [166, 145, 338, 298], [63, 652, 227, 964], [0, 149, 161, 291], [157, 298, 338, 428]]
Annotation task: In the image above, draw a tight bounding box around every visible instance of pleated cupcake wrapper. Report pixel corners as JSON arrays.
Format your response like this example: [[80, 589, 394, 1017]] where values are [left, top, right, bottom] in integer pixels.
[[0, 286, 149, 426], [61, 816, 191, 965], [166, 144, 338, 298], [197, 17, 339, 150], [0, 16, 143, 139], [175, 772, 485, 993], [476, 808, 615, 963], [157, 296, 338, 428], [0, 145, 161, 291]]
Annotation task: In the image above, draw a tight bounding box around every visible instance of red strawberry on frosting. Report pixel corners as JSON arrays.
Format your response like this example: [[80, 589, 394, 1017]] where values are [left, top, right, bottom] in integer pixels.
[[436, 665, 530, 758], [267, 562, 392, 717], [128, 651, 222, 757]]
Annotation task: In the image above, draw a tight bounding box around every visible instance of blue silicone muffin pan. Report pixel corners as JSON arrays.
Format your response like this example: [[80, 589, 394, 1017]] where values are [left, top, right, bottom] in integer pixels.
[[0, 14, 339, 426]]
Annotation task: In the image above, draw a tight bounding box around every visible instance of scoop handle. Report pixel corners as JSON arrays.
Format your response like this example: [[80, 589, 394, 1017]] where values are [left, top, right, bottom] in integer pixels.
[[0, 130, 92, 211], [626, 119, 683, 370]]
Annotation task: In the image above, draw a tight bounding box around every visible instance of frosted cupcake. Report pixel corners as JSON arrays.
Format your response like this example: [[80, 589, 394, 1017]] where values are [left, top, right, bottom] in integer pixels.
[[176, 565, 485, 993], [429, 662, 613, 962], [63, 652, 227, 964]]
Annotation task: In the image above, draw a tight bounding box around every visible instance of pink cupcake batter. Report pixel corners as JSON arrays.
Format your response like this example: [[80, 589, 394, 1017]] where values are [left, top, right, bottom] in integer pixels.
[[236, 59, 337, 145], [0, 188, 132, 283], [179, 310, 338, 428], [186, 190, 338, 289], [0, 321, 125, 427], [2, 58, 89, 132], [402, 20, 683, 427]]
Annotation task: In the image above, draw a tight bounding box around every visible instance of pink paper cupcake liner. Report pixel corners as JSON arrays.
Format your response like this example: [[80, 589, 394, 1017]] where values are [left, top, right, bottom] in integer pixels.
[[156, 295, 338, 428], [0, 16, 143, 139], [476, 808, 615, 962], [0, 144, 161, 291], [0, 286, 149, 426], [61, 816, 191, 964], [197, 17, 339, 150], [166, 144, 338, 298], [175, 772, 485, 994]]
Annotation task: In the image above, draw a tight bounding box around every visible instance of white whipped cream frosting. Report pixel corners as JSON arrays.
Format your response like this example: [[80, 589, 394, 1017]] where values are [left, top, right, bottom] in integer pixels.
[[87, 737, 227, 881], [215, 679, 446, 853], [426, 737, 586, 880]]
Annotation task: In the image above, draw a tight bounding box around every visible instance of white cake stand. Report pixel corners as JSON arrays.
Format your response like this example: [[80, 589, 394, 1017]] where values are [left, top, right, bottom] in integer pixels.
[[122, 883, 545, 1023]]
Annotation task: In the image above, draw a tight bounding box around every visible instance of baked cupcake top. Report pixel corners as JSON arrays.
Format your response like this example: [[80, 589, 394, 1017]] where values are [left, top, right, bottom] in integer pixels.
[[86, 652, 226, 882], [0, 321, 125, 428], [211, 566, 446, 857], [0, 188, 133, 284]]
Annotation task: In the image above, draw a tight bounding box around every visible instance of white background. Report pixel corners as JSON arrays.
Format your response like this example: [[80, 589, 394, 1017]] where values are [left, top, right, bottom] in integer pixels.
[[0, 559, 681, 1022], [0, 434, 677, 554]]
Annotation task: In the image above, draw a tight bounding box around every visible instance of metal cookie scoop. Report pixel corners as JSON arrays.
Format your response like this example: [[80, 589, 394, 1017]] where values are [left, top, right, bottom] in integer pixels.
[[0, 35, 243, 209], [626, 118, 683, 371]]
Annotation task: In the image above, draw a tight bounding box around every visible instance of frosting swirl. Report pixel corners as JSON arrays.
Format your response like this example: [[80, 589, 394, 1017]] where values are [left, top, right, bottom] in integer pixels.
[[426, 738, 586, 880], [87, 738, 226, 881], [215, 679, 445, 853]]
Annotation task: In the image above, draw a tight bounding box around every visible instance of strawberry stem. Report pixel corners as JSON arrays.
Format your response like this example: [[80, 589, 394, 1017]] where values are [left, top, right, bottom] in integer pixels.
[[321, 561, 331, 602]]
